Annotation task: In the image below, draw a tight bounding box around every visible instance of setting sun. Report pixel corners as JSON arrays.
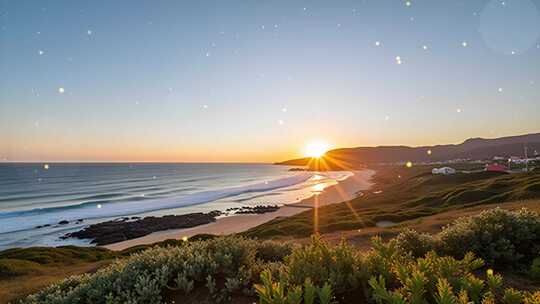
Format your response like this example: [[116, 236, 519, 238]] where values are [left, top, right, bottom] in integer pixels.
[[304, 140, 331, 158]]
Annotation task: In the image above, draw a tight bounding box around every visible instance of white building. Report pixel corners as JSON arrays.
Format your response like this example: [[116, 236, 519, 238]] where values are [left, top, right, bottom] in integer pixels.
[[432, 167, 457, 175], [508, 157, 530, 165]]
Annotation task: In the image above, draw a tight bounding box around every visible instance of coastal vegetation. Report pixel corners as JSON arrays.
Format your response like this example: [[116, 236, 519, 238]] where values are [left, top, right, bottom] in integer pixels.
[[16, 208, 540, 303], [244, 166, 540, 239], [3, 165, 540, 303]]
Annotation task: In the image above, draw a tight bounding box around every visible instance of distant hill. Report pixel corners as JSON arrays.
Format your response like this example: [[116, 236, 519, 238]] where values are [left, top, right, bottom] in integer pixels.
[[277, 132, 540, 170]]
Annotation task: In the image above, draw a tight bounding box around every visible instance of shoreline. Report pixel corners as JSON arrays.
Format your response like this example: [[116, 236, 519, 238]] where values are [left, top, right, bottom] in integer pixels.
[[105, 169, 375, 251]]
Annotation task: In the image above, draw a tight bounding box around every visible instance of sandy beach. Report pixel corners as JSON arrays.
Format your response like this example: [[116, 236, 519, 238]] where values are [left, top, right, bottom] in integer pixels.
[[105, 169, 374, 250]]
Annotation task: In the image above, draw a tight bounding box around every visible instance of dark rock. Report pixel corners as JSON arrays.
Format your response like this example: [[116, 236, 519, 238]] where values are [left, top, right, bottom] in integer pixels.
[[63, 212, 218, 246], [35, 225, 43, 229], [58, 220, 69, 225], [288, 167, 307, 171], [43, 224, 51, 227], [207, 210, 222, 217], [232, 205, 280, 214]]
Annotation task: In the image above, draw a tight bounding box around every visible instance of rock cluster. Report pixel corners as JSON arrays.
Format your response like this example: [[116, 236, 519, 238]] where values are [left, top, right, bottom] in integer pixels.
[[62, 213, 217, 245]]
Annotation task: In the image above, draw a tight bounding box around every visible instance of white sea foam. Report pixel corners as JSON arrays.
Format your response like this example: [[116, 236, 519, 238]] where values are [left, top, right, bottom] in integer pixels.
[[0, 172, 315, 234]]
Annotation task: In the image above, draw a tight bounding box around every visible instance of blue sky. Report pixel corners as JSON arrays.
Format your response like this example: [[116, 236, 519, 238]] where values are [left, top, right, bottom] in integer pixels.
[[1, 0, 540, 162]]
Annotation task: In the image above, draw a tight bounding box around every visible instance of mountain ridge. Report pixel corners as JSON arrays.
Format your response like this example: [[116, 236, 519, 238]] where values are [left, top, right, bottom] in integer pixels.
[[277, 132, 540, 169]]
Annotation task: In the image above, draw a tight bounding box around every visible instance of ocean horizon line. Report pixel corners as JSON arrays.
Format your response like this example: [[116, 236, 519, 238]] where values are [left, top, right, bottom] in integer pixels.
[[0, 161, 285, 165]]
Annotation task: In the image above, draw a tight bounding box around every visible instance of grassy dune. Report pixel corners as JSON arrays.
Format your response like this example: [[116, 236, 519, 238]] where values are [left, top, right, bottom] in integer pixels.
[[243, 165, 540, 239], [0, 247, 114, 303]]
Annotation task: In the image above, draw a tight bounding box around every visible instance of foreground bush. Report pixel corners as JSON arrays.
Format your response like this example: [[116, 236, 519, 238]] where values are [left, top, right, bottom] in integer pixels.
[[22, 208, 540, 303], [254, 235, 540, 304], [285, 236, 367, 295], [530, 257, 540, 281], [22, 237, 293, 304], [394, 229, 435, 258], [255, 270, 336, 304], [438, 208, 540, 265], [394, 208, 540, 266]]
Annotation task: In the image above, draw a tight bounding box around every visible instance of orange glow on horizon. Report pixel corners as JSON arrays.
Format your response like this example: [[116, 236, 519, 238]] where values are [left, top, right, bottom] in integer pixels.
[[304, 140, 331, 158]]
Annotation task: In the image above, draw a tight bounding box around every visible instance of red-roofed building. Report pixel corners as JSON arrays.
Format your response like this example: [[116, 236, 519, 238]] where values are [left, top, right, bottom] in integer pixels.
[[485, 163, 508, 172]]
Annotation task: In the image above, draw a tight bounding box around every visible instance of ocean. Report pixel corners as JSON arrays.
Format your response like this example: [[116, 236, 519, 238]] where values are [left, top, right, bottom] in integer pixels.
[[0, 163, 352, 249]]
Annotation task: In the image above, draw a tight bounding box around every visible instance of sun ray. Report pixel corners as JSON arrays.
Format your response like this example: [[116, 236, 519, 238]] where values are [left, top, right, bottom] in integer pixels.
[[304, 140, 331, 158], [313, 194, 320, 234], [310, 154, 367, 227]]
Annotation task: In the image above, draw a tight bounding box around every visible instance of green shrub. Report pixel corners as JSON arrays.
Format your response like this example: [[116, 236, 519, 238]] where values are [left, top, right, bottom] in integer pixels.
[[369, 276, 407, 304], [285, 235, 367, 295], [364, 236, 411, 285], [304, 278, 317, 304], [255, 240, 295, 262], [524, 291, 540, 304], [366, 249, 488, 304], [254, 270, 287, 304], [254, 271, 336, 304], [317, 282, 336, 304], [394, 229, 435, 257], [434, 278, 458, 304], [22, 236, 277, 304], [20, 208, 540, 304], [530, 256, 540, 281], [438, 208, 540, 266], [503, 288, 523, 304]]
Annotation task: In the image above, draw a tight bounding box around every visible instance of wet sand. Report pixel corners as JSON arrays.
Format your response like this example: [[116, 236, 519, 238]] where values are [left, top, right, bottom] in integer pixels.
[[105, 169, 375, 251]]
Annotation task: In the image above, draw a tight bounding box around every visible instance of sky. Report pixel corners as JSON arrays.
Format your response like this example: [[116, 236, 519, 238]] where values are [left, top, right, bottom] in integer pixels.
[[1, 0, 540, 162]]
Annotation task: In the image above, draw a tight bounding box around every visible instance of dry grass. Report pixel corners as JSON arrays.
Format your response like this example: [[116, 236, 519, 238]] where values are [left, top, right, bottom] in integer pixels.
[[286, 199, 540, 250], [243, 166, 540, 238], [0, 260, 111, 304]]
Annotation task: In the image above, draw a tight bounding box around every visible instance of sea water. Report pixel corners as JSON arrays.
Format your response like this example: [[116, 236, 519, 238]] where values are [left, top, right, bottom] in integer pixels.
[[0, 163, 352, 249]]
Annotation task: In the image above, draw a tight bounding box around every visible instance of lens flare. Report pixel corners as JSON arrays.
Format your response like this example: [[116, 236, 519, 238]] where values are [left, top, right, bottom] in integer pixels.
[[304, 140, 331, 158]]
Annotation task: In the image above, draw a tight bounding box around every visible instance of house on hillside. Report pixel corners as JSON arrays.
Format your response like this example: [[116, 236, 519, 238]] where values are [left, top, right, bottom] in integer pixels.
[[485, 163, 508, 173], [508, 156, 526, 164], [432, 167, 456, 175]]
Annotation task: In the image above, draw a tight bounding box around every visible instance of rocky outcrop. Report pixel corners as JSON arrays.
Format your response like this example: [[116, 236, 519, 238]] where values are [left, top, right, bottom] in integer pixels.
[[62, 213, 218, 246]]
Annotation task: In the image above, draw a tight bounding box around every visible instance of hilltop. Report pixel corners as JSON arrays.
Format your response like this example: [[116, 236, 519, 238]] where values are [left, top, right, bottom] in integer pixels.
[[277, 132, 540, 170]]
